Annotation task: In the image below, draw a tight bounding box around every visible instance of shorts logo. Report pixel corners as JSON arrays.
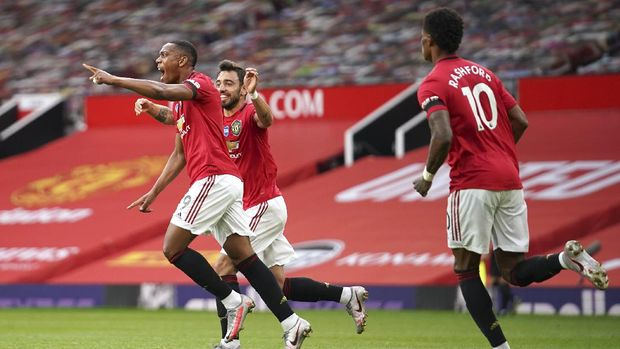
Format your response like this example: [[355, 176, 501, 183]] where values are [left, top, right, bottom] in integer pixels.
[[231, 120, 242, 136], [181, 195, 192, 209], [223, 125, 230, 137]]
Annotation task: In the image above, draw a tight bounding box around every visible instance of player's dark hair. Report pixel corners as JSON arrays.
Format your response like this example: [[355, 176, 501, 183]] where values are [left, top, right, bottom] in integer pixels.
[[170, 40, 197, 67], [218, 59, 245, 83], [423, 7, 463, 54]]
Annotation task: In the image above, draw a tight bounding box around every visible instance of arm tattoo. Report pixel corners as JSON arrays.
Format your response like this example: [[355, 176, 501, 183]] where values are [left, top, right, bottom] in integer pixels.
[[154, 107, 169, 124]]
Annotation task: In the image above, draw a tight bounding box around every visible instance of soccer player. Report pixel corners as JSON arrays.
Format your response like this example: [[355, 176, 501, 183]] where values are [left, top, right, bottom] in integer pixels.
[[412, 8, 609, 349], [83, 40, 311, 348], [210, 59, 368, 349]]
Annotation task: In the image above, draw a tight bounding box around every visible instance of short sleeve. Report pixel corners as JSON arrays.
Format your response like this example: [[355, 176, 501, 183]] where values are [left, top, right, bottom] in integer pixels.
[[184, 74, 214, 102], [418, 78, 448, 117], [498, 79, 517, 111]]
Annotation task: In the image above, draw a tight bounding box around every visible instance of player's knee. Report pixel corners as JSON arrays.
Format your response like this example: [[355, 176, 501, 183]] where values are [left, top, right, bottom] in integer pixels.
[[223, 234, 254, 263], [163, 245, 185, 263], [453, 258, 479, 273]]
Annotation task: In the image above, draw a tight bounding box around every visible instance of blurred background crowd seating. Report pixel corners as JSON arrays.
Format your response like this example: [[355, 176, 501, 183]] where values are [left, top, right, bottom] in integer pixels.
[[1, 0, 619, 104]]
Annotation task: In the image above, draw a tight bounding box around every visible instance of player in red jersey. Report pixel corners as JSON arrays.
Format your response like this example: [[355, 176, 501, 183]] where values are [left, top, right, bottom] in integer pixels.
[[83, 40, 311, 349], [210, 60, 368, 349], [412, 8, 608, 349]]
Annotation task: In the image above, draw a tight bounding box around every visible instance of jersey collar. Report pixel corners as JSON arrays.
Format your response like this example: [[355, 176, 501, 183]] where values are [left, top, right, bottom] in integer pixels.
[[437, 54, 459, 63]]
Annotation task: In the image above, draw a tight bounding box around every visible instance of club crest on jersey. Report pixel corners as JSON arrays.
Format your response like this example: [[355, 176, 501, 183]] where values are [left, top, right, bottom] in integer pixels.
[[223, 125, 230, 137], [231, 120, 242, 136]]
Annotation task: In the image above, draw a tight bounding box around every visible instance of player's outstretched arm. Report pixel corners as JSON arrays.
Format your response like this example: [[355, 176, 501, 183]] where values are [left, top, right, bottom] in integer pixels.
[[507, 105, 528, 144], [135, 98, 175, 125], [83, 64, 194, 101], [127, 134, 186, 213], [245, 67, 273, 128], [413, 110, 452, 197]]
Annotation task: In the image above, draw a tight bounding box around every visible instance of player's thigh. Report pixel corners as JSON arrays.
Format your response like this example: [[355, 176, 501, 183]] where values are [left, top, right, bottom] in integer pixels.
[[249, 196, 287, 253], [171, 175, 235, 236], [491, 190, 529, 253], [447, 189, 497, 255]]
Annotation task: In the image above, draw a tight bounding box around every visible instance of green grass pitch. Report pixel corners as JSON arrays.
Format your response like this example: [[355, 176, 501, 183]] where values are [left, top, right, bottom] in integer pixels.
[[0, 308, 618, 348]]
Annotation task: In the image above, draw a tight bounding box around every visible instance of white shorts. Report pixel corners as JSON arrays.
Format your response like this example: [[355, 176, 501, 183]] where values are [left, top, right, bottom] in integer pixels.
[[447, 189, 529, 255], [170, 174, 254, 244], [220, 195, 296, 268]]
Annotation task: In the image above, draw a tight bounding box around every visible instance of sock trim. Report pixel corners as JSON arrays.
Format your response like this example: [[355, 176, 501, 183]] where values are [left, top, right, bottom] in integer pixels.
[[222, 274, 239, 283], [237, 254, 258, 272], [456, 269, 479, 282], [168, 248, 187, 263]]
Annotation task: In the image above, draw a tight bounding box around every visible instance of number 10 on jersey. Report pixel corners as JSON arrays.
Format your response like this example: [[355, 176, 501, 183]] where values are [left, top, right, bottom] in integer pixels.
[[462, 83, 498, 131]]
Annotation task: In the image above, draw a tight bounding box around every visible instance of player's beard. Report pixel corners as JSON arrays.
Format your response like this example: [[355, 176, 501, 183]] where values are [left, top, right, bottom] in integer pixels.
[[222, 91, 242, 110]]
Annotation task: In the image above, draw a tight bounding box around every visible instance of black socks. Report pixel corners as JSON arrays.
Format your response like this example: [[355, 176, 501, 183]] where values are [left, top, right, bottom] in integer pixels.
[[169, 248, 232, 300], [510, 254, 563, 287], [237, 254, 293, 322], [457, 269, 506, 347], [283, 277, 343, 302]]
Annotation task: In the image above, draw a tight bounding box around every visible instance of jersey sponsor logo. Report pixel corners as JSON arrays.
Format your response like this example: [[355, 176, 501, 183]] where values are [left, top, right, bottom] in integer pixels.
[[177, 115, 190, 138], [223, 125, 230, 137], [0, 207, 92, 224], [185, 79, 201, 89], [269, 89, 324, 120], [285, 239, 344, 271], [11, 156, 167, 207], [335, 161, 620, 202], [226, 140, 239, 152], [231, 120, 242, 136]]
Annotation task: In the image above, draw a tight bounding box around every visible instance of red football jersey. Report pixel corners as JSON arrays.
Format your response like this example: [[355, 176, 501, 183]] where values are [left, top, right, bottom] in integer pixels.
[[417, 55, 522, 192], [223, 103, 281, 209], [172, 71, 240, 183]]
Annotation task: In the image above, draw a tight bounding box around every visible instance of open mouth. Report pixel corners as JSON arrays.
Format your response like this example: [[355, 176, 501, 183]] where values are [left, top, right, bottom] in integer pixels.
[[157, 66, 164, 81]]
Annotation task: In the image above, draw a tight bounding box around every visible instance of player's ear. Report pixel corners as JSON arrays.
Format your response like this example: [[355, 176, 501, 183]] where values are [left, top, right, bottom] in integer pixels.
[[178, 55, 188, 67]]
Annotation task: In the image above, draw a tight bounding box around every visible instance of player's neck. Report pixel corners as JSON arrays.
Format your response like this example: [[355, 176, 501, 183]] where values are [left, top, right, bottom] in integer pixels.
[[432, 51, 454, 64], [176, 69, 194, 83]]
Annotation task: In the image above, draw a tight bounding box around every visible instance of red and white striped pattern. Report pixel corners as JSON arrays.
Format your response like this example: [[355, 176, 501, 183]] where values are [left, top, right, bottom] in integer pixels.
[[249, 201, 269, 232], [185, 175, 215, 224], [450, 190, 461, 242]]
